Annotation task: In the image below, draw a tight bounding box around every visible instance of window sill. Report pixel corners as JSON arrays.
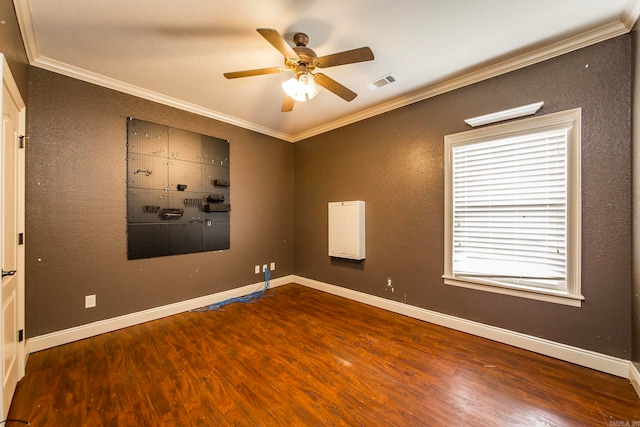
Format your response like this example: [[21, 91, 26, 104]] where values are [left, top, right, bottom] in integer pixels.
[[443, 275, 584, 307]]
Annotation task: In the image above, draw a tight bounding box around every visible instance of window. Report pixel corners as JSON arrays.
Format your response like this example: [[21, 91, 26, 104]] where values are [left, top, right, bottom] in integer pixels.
[[443, 109, 583, 306]]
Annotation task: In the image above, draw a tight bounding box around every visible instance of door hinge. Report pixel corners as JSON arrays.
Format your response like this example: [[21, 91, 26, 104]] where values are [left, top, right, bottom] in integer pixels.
[[18, 135, 24, 149], [18, 329, 23, 342], [18, 233, 23, 245]]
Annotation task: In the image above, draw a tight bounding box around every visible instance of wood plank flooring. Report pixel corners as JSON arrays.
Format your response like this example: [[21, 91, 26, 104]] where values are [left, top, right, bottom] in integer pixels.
[[8, 284, 640, 426]]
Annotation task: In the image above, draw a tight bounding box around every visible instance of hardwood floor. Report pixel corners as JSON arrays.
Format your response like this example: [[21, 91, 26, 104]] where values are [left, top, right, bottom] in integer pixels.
[[8, 284, 640, 426]]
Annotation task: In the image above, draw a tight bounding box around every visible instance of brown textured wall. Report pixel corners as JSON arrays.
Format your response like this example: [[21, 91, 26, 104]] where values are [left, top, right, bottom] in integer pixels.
[[0, 0, 29, 101], [632, 27, 640, 365], [27, 68, 294, 337], [294, 36, 632, 358]]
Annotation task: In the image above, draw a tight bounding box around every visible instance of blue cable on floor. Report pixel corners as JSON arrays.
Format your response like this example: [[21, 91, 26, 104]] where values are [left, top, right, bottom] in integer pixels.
[[192, 268, 271, 312]]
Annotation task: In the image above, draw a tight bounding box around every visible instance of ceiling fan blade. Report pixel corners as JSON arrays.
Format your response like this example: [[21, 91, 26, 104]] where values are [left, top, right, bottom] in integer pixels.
[[256, 28, 300, 59], [281, 95, 295, 112], [315, 73, 357, 102], [317, 47, 374, 68], [223, 67, 284, 79]]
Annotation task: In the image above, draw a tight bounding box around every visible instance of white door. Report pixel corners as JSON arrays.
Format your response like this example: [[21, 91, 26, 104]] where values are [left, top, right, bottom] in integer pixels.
[[0, 56, 25, 418]]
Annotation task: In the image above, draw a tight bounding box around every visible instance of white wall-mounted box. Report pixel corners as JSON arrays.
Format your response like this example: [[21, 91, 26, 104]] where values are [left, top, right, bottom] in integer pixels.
[[328, 201, 365, 260]]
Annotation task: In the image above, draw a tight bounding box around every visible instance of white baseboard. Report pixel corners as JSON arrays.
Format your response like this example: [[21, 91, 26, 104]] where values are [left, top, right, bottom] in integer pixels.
[[26, 275, 294, 354], [292, 275, 633, 381], [629, 362, 640, 396], [25, 274, 638, 398]]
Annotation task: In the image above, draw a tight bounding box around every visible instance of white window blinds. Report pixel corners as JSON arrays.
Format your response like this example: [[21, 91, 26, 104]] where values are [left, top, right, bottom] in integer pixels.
[[443, 108, 582, 305], [451, 130, 567, 290]]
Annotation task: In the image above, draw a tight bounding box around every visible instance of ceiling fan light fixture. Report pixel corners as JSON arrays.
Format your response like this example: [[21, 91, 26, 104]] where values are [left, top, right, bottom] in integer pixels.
[[282, 73, 320, 102]]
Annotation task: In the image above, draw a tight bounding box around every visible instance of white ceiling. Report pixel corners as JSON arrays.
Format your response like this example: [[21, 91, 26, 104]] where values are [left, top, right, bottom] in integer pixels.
[[13, 0, 640, 142]]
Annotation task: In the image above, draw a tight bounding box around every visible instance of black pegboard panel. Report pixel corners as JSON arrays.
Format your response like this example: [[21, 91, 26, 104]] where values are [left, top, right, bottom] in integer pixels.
[[126, 118, 230, 260]]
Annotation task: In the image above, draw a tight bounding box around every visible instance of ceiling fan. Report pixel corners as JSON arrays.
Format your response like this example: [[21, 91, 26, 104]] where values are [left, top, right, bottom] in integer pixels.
[[223, 28, 374, 112]]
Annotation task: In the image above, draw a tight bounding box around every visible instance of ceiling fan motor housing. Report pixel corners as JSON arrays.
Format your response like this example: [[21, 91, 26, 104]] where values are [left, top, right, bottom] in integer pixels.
[[288, 47, 318, 73]]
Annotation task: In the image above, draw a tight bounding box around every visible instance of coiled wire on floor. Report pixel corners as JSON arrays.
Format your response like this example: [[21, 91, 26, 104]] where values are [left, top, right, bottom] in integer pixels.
[[192, 268, 271, 312]]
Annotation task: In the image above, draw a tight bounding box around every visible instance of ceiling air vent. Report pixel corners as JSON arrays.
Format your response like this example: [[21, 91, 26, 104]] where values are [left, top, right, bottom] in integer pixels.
[[366, 74, 397, 91]]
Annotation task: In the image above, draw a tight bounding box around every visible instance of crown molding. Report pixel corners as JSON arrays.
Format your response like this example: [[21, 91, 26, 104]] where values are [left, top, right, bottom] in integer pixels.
[[291, 17, 636, 141], [13, 0, 640, 143], [623, 0, 640, 29], [30, 56, 295, 142], [13, 0, 38, 63]]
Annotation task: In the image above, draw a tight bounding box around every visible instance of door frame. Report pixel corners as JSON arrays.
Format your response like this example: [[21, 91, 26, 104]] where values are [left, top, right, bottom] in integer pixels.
[[0, 54, 26, 412]]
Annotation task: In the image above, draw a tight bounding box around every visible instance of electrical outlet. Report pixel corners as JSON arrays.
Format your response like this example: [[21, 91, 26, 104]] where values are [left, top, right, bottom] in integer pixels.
[[254, 265, 260, 274], [85, 294, 96, 308], [270, 262, 276, 271]]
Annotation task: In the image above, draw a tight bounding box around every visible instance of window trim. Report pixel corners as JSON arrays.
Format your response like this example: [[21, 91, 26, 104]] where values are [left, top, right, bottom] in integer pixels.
[[443, 108, 583, 307]]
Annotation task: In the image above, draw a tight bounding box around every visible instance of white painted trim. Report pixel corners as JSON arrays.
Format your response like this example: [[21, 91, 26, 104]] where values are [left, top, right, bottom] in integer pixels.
[[291, 19, 635, 142], [443, 277, 583, 307], [623, 0, 640, 30], [292, 275, 631, 379], [23, 274, 640, 398], [629, 363, 640, 397], [1, 58, 25, 112], [0, 55, 27, 414], [12, 0, 39, 64], [29, 56, 296, 143], [464, 101, 544, 127], [26, 275, 294, 354], [12, 0, 639, 143]]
